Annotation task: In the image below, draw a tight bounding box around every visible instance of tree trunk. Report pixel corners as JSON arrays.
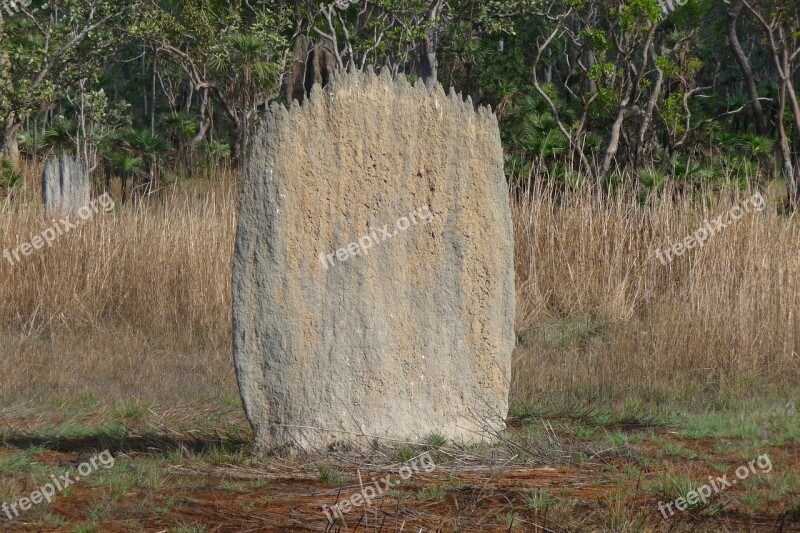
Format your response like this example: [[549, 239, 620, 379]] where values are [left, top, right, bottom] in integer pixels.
[[0, 10, 19, 166], [634, 46, 664, 168], [151, 47, 158, 135], [192, 88, 211, 146], [776, 84, 798, 210], [415, 35, 438, 92], [414, 0, 443, 92], [727, 0, 768, 134], [0, 117, 20, 166], [284, 35, 311, 103], [121, 172, 128, 205], [778, 27, 800, 210], [600, 104, 628, 185]]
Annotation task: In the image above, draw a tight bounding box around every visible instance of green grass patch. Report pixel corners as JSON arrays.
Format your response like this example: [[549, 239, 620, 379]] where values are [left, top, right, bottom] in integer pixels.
[[318, 465, 348, 485], [416, 486, 446, 500], [523, 488, 552, 510]]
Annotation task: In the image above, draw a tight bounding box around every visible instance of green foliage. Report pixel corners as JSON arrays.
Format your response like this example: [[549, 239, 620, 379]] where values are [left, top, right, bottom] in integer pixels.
[[0, 160, 24, 196], [639, 167, 667, 190], [106, 151, 142, 174], [523, 488, 552, 510], [209, 33, 282, 85], [0, 0, 794, 199], [740, 133, 774, 159], [123, 130, 169, 158], [502, 91, 571, 170], [424, 433, 448, 448], [161, 113, 198, 145], [42, 117, 77, 154], [416, 486, 446, 500], [318, 465, 348, 485], [394, 445, 417, 462]]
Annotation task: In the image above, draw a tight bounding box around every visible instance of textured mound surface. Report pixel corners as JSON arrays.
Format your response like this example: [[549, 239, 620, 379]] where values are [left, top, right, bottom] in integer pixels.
[[42, 154, 89, 216], [233, 69, 515, 454]]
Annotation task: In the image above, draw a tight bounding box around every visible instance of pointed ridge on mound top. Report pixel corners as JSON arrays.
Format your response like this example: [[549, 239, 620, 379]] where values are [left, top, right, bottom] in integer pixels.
[[269, 67, 494, 123]]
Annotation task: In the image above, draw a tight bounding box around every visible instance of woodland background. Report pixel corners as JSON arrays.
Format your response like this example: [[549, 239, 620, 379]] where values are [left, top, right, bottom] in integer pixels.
[[0, 0, 798, 206]]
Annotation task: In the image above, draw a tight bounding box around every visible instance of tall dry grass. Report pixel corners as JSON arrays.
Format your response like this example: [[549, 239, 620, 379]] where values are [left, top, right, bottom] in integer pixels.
[[1, 161, 798, 410], [0, 161, 237, 403], [512, 182, 800, 410]]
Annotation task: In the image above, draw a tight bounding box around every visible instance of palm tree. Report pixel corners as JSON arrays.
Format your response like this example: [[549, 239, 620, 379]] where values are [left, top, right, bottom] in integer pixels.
[[203, 140, 231, 175], [209, 32, 280, 160], [161, 112, 198, 169], [42, 118, 78, 155], [739, 133, 775, 184], [105, 152, 143, 205], [503, 93, 571, 187], [121, 130, 168, 195]]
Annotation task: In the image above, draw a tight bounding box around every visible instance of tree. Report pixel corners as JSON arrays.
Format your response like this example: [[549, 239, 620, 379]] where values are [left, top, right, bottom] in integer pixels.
[[743, 0, 800, 209], [208, 31, 287, 159], [0, 0, 135, 166], [726, 0, 768, 135], [105, 151, 143, 204], [122, 129, 168, 196], [139, 0, 291, 161]]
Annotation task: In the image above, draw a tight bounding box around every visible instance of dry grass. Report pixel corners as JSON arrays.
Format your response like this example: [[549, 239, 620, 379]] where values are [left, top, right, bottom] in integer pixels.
[[0, 161, 237, 403], [512, 182, 800, 410], [1, 161, 798, 411]]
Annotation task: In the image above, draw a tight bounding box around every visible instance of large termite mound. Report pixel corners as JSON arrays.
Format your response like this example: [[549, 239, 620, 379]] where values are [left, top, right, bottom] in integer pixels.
[[233, 69, 515, 455]]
